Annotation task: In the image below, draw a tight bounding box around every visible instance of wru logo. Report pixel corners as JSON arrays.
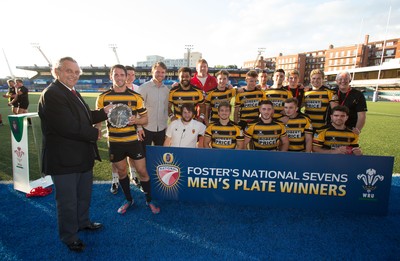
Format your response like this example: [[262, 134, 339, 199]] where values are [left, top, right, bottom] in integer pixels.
[[357, 168, 384, 194]]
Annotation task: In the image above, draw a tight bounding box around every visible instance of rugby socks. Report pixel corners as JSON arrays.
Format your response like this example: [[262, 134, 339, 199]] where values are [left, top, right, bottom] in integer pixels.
[[119, 176, 133, 202], [141, 180, 152, 203]]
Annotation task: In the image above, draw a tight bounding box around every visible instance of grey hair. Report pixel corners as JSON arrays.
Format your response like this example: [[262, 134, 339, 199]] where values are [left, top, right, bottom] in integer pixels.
[[335, 71, 352, 81], [51, 57, 81, 78]]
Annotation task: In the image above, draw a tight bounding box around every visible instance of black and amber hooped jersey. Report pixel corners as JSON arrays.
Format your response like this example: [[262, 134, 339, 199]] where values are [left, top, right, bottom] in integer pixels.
[[96, 88, 146, 144], [169, 85, 205, 117], [235, 89, 266, 122], [264, 88, 293, 118], [205, 88, 236, 123], [313, 126, 359, 150], [303, 86, 337, 129], [245, 120, 287, 150], [278, 114, 313, 152], [205, 121, 243, 149]]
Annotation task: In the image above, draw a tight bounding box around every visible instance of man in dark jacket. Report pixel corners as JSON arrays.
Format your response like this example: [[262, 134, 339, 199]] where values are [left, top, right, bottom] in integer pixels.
[[38, 57, 112, 252]]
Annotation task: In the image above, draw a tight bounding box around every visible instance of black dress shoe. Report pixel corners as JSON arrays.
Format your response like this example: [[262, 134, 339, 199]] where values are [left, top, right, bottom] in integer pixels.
[[81, 222, 103, 231], [67, 239, 85, 252]]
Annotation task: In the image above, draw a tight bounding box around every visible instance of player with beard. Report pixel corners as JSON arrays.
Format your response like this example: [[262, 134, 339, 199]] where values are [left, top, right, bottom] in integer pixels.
[[168, 67, 205, 121], [244, 100, 289, 151], [278, 98, 313, 152], [313, 105, 362, 155], [204, 101, 244, 149], [96, 64, 160, 214], [164, 103, 206, 148]]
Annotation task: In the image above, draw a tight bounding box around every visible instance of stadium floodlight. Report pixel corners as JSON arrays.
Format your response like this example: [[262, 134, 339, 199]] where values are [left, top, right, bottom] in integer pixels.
[[185, 44, 194, 67], [253, 47, 265, 69], [31, 43, 52, 67], [109, 44, 121, 64]]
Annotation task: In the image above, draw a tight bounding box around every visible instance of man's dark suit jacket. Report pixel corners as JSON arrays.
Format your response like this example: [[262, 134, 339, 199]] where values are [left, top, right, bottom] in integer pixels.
[[38, 80, 107, 175]]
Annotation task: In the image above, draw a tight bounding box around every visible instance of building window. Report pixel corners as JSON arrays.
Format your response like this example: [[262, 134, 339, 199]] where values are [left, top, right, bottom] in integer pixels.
[[386, 41, 393, 46], [376, 43, 382, 48], [386, 49, 395, 56]]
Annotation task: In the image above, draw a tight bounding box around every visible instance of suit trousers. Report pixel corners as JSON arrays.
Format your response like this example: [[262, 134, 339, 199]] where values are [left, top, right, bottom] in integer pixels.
[[51, 170, 93, 245]]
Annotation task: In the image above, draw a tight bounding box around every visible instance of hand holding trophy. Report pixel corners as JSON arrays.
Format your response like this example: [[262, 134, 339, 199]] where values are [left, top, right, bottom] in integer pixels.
[[107, 103, 132, 128]]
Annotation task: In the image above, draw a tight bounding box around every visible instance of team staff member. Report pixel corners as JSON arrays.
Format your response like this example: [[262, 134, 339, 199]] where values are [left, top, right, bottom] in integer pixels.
[[204, 101, 244, 149], [278, 98, 313, 152], [205, 70, 236, 126], [245, 100, 289, 151], [38, 57, 112, 252], [169, 67, 205, 121], [190, 58, 218, 94], [164, 103, 206, 148], [139, 62, 170, 146], [234, 70, 266, 130], [313, 105, 362, 155], [304, 69, 338, 130], [265, 69, 293, 118], [96, 64, 160, 215], [335, 71, 367, 134]]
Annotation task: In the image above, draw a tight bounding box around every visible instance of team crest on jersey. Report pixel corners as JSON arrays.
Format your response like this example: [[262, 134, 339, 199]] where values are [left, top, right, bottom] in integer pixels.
[[154, 153, 183, 198], [357, 168, 384, 200]]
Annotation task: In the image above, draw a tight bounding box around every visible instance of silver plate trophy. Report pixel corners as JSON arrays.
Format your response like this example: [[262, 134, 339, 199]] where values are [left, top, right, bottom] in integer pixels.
[[107, 103, 132, 128]]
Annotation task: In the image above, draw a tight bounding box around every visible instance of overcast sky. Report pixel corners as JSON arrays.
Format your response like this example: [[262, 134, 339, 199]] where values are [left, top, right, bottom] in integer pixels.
[[0, 0, 399, 78]]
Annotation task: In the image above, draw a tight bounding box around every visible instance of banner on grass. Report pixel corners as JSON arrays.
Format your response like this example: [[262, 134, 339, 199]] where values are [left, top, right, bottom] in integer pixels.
[[147, 146, 394, 215]]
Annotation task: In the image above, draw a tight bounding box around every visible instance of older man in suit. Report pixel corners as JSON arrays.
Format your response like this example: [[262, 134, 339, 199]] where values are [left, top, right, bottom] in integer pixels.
[[38, 57, 112, 252]]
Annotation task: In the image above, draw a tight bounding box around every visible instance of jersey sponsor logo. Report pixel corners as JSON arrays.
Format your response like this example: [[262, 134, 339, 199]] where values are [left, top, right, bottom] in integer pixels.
[[287, 130, 302, 139], [306, 100, 322, 108], [330, 143, 341, 150], [270, 99, 283, 107], [243, 99, 260, 108], [258, 137, 277, 146], [215, 138, 232, 146]]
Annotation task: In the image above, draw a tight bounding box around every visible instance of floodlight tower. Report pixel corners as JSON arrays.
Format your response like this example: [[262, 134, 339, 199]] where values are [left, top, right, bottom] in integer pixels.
[[185, 44, 193, 67], [31, 43, 52, 67], [2, 48, 15, 78], [253, 47, 265, 69], [109, 44, 121, 64]]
